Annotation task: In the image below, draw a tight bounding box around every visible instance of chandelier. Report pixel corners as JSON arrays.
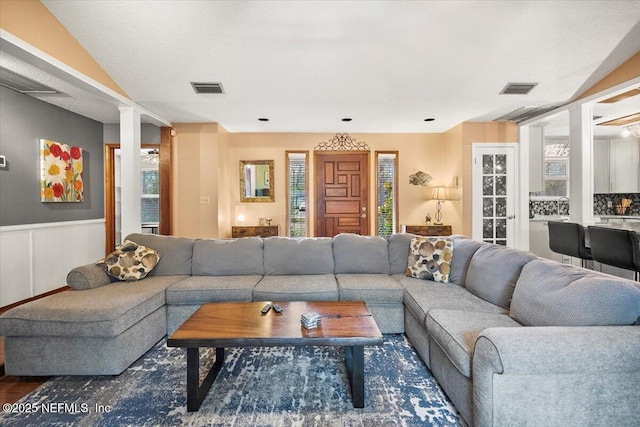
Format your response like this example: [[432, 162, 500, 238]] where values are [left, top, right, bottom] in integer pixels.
[[621, 123, 640, 138]]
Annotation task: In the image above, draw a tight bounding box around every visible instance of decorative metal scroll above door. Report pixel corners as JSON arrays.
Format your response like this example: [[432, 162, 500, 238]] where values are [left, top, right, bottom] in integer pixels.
[[314, 133, 370, 151]]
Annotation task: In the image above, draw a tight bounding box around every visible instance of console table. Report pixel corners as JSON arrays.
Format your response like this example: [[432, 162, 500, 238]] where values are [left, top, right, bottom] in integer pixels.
[[231, 225, 279, 238], [402, 225, 452, 236]]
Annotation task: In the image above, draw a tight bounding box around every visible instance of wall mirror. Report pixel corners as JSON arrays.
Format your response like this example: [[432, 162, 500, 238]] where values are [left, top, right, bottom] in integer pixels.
[[240, 160, 274, 202]]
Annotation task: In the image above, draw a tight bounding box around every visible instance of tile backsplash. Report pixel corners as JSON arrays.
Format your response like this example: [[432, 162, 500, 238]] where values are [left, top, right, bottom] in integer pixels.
[[529, 193, 640, 217], [529, 198, 570, 216], [593, 193, 640, 216]]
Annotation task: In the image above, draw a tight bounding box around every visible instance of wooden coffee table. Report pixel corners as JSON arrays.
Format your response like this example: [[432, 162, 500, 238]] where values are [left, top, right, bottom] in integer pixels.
[[167, 300, 383, 411]]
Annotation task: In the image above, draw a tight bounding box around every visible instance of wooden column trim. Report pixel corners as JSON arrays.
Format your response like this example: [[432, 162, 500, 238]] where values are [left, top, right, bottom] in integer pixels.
[[104, 143, 118, 254], [160, 127, 173, 235]]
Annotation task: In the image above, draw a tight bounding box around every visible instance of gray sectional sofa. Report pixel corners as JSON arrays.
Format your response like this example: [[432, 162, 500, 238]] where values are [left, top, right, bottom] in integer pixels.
[[1, 232, 639, 426]]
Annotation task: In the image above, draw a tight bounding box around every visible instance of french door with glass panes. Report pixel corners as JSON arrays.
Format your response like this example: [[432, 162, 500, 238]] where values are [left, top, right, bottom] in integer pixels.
[[472, 144, 518, 246]]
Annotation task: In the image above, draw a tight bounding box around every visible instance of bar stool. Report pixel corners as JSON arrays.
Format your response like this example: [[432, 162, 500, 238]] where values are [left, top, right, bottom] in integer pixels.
[[547, 221, 593, 268], [587, 226, 640, 281]]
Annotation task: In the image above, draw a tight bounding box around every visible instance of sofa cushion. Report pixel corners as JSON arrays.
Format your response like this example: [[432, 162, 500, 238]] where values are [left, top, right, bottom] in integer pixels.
[[253, 275, 338, 301], [0, 275, 188, 337], [192, 237, 264, 276], [333, 233, 390, 274], [166, 275, 261, 304], [388, 233, 417, 274], [125, 233, 194, 276], [336, 274, 404, 303], [426, 309, 521, 377], [465, 244, 536, 309], [449, 236, 485, 286], [511, 259, 640, 326], [397, 275, 507, 325], [406, 236, 453, 283], [97, 240, 161, 281], [67, 263, 115, 290], [264, 237, 334, 275]]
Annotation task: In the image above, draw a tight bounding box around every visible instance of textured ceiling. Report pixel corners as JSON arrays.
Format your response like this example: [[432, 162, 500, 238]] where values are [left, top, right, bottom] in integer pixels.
[[14, 1, 640, 132]]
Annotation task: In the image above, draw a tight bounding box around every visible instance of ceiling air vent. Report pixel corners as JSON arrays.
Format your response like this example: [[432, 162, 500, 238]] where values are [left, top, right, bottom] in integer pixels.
[[500, 82, 538, 95], [0, 67, 58, 94], [494, 105, 559, 123], [191, 82, 224, 94]]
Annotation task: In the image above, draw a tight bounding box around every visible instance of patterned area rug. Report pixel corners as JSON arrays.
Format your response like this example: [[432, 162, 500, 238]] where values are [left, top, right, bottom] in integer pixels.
[[1, 335, 461, 426]]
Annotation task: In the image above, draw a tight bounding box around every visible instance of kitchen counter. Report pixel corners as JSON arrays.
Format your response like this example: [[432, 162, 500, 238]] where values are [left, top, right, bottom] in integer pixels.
[[529, 216, 569, 222], [529, 215, 639, 227]]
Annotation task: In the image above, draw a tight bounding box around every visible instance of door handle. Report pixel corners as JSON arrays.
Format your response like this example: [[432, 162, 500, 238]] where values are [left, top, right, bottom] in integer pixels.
[[507, 215, 516, 220], [361, 207, 367, 212], [361, 213, 367, 218]]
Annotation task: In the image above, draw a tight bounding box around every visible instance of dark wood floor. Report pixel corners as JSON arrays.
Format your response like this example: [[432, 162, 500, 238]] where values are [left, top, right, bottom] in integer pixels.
[[0, 336, 50, 404], [0, 289, 70, 404]]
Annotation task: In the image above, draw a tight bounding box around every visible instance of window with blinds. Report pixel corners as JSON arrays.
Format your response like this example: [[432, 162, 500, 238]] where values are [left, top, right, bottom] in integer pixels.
[[287, 152, 308, 237], [376, 152, 398, 237], [141, 169, 159, 224]]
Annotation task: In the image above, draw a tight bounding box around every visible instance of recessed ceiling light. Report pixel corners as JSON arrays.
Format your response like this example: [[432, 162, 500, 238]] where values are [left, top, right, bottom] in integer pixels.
[[424, 118, 435, 122], [342, 118, 352, 122], [258, 118, 269, 122]]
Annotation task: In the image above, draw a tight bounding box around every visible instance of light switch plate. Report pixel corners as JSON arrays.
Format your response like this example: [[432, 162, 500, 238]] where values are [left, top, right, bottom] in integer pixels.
[[0, 155, 6, 168]]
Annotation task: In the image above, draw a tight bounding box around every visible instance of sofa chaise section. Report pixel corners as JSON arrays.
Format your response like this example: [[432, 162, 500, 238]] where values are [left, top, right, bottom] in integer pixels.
[[0, 233, 195, 376], [0, 273, 187, 376]]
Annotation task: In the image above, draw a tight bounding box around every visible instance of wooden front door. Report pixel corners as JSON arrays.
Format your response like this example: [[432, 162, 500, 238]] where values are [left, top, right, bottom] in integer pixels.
[[315, 152, 369, 237]]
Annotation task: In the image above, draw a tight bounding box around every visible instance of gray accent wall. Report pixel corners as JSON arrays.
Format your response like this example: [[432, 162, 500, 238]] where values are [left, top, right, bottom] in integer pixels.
[[0, 86, 105, 226]]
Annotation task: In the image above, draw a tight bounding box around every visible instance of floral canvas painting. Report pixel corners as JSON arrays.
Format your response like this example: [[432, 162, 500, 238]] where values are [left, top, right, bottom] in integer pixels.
[[40, 139, 83, 202]]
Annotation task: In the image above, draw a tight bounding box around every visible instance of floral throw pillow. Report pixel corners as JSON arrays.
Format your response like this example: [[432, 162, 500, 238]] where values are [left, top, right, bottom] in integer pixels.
[[406, 236, 453, 283], [97, 240, 160, 281]]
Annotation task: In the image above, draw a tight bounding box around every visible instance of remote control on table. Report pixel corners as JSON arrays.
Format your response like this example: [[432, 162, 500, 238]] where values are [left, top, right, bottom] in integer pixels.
[[272, 304, 283, 313], [261, 303, 272, 314]]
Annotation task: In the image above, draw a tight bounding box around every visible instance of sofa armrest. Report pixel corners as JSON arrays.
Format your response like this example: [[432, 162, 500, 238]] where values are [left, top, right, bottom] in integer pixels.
[[473, 326, 640, 427], [66, 263, 114, 290]]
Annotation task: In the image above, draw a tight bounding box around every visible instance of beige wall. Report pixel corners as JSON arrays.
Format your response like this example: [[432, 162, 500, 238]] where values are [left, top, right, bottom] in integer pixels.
[[228, 132, 457, 237], [172, 129, 509, 238], [0, 0, 128, 98], [171, 123, 220, 238]]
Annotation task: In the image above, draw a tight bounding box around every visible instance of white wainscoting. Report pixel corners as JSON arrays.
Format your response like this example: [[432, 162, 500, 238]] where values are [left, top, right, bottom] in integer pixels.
[[0, 219, 105, 306]]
